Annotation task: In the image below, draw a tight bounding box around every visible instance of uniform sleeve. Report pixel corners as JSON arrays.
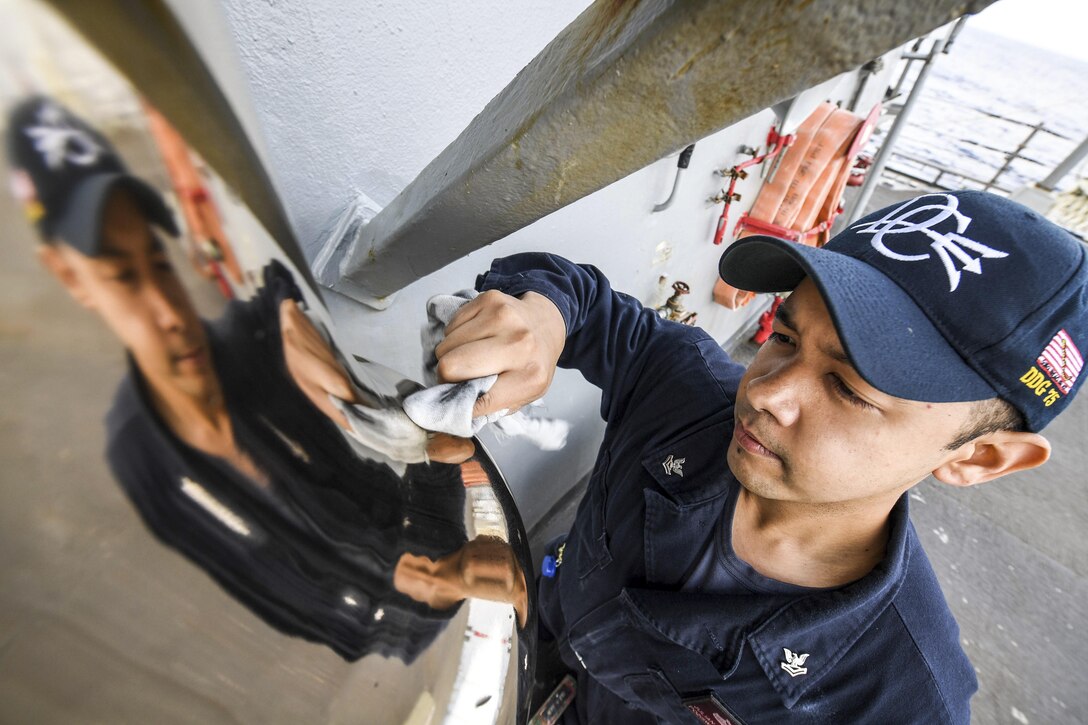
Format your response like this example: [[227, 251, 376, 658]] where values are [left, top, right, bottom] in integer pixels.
[[475, 252, 706, 423]]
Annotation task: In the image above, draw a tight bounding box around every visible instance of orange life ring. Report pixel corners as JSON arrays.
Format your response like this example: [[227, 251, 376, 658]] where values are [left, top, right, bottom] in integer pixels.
[[713, 102, 877, 309]]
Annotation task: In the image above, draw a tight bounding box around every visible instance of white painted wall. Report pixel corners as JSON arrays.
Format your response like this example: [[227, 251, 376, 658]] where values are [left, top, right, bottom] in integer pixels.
[[200, 1, 899, 527], [216, 1, 594, 251]]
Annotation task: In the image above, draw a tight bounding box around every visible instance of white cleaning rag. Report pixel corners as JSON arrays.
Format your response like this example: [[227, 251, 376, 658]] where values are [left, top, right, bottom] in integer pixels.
[[402, 291, 568, 449]]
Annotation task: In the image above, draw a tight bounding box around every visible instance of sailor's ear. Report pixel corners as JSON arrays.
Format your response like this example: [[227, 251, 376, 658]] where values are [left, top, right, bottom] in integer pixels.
[[37, 244, 94, 309], [932, 430, 1051, 487]]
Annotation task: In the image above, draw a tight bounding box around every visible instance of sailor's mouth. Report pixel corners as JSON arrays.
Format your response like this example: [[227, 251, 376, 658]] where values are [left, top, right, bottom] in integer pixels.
[[173, 345, 209, 371], [733, 419, 781, 461]]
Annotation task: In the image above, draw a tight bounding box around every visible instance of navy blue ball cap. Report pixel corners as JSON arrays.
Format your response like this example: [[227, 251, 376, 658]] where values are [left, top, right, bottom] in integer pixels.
[[48, 172, 178, 258], [5, 95, 178, 255], [719, 191, 1088, 432]]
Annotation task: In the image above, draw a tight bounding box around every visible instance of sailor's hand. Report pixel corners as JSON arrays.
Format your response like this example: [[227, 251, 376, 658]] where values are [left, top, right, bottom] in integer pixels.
[[281, 299, 475, 463], [426, 432, 476, 464], [280, 298, 356, 429], [434, 290, 565, 417], [393, 536, 528, 626]]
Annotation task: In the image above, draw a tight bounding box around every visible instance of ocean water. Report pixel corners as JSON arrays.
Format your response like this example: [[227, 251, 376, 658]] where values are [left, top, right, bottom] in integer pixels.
[[881, 24, 1088, 192]]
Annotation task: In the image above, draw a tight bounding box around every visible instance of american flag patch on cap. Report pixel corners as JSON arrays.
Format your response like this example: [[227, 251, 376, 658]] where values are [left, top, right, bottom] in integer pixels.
[[1037, 329, 1083, 395]]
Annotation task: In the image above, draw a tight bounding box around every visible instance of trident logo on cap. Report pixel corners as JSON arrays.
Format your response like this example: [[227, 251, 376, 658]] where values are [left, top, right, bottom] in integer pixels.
[[23, 102, 103, 170], [852, 194, 1009, 292]]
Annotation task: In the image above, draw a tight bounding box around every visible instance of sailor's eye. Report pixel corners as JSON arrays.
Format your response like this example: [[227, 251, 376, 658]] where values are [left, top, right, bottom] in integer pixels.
[[831, 375, 874, 410], [767, 331, 793, 346]]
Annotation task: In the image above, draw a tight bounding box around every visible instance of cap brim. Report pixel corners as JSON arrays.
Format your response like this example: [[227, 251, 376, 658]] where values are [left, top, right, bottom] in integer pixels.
[[49, 173, 179, 256], [719, 235, 996, 403]]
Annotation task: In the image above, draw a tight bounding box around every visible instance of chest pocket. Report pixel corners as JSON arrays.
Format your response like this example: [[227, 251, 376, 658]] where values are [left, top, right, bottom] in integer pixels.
[[575, 451, 614, 578], [623, 668, 694, 723]]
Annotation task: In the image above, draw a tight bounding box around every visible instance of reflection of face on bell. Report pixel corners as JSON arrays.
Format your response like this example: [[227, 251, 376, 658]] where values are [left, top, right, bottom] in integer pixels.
[[35, 187, 271, 483], [39, 188, 215, 402]]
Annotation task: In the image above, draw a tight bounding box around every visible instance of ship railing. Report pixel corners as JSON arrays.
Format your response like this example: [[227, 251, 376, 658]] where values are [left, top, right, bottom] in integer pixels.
[[880, 106, 1072, 195]]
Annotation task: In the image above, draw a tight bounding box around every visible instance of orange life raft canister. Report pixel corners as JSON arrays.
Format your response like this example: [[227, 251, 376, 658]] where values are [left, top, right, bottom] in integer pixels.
[[713, 102, 878, 309]]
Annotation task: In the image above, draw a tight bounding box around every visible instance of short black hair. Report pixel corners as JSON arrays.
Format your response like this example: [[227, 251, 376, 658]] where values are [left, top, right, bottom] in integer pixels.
[[945, 398, 1026, 451]]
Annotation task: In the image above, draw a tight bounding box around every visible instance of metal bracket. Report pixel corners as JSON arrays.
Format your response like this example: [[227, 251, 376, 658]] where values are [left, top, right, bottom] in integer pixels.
[[311, 192, 398, 310]]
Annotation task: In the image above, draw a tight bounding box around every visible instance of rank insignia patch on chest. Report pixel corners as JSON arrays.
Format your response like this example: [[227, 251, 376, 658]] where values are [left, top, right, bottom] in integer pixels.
[[1037, 328, 1083, 395], [662, 454, 685, 477], [781, 648, 810, 677], [682, 692, 747, 725]]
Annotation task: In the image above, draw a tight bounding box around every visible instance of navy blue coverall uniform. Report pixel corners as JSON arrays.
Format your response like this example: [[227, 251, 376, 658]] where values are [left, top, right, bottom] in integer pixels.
[[477, 253, 977, 724]]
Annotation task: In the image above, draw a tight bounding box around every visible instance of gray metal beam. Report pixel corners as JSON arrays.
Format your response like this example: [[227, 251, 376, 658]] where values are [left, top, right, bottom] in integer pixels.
[[328, 0, 997, 301]]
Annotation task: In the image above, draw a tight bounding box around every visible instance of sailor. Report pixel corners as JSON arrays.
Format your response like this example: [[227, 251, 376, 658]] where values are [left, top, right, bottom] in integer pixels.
[[435, 191, 1087, 722]]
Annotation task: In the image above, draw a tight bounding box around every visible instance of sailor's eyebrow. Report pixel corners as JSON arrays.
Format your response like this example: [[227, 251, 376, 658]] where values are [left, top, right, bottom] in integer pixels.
[[774, 303, 795, 330], [95, 235, 167, 259], [819, 340, 851, 365], [93, 248, 132, 260], [775, 300, 851, 364]]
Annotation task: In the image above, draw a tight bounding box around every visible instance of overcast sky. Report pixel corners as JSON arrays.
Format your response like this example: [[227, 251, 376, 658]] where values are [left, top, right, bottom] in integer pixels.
[[968, 0, 1088, 62]]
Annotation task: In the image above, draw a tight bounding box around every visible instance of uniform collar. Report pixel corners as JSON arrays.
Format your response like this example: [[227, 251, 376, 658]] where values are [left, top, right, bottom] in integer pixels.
[[636, 417, 915, 709], [745, 495, 912, 707]]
